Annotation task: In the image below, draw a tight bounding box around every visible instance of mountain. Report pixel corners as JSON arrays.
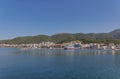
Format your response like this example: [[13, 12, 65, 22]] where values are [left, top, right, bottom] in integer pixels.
[[0, 29, 120, 44], [0, 35, 51, 44], [110, 29, 120, 39]]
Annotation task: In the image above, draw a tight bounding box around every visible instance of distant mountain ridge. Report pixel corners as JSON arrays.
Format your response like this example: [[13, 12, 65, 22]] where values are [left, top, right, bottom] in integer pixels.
[[110, 29, 120, 39], [0, 29, 120, 44]]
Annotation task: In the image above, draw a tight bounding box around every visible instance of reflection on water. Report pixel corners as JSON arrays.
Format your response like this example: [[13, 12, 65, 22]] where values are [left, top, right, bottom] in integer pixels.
[[15, 48, 120, 56], [0, 48, 120, 79]]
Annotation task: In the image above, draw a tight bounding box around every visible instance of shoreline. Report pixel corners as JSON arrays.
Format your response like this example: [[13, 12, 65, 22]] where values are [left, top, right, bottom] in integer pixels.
[[0, 47, 120, 51]]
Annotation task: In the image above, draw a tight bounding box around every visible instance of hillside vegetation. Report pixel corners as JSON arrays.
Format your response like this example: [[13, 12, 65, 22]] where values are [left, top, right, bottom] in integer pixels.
[[0, 29, 120, 44]]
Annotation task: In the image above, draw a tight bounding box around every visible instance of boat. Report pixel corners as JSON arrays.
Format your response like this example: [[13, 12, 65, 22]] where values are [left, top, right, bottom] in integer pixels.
[[64, 44, 82, 50]]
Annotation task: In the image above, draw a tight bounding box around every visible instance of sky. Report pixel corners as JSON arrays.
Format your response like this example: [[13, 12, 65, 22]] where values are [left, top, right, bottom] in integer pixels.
[[0, 0, 120, 40]]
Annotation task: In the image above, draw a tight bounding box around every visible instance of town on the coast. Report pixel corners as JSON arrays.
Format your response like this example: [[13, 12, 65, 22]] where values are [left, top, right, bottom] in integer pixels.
[[0, 29, 120, 50], [0, 41, 120, 50]]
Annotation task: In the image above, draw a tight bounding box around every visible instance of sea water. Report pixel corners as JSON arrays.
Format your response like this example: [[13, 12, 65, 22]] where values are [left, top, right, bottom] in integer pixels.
[[0, 48, 120, 79]]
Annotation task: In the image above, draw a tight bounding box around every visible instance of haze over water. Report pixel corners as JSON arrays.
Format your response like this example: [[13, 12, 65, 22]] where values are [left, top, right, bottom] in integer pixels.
[[0, 48, 120, 79]]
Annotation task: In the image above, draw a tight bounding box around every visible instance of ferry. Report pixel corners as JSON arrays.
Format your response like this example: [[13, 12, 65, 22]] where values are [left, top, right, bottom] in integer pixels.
[[64, 44, 82, 50]]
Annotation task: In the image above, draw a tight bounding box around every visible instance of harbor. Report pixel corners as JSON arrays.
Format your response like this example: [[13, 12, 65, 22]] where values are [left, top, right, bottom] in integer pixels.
[[0, 41, 120, 50]]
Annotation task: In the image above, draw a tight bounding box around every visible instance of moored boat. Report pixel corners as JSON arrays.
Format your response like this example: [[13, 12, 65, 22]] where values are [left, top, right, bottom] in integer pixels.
[[64, 44, 82, 50]]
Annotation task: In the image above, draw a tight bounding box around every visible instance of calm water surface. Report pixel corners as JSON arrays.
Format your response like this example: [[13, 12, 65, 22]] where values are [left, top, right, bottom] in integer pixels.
[[0, 48, 120, 79]]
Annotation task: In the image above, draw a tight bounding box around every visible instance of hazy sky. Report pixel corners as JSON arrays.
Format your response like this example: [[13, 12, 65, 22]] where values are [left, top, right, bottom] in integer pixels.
[[0, 0, 120, 40]]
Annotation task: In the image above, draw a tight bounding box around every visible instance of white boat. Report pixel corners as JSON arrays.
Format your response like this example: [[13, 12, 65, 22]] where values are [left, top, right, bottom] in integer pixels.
[[64, 44, 82, 50]]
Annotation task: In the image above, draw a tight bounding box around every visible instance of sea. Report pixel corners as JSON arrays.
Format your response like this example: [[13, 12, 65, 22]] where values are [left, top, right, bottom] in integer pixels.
[[0, 48, 120, 79]]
